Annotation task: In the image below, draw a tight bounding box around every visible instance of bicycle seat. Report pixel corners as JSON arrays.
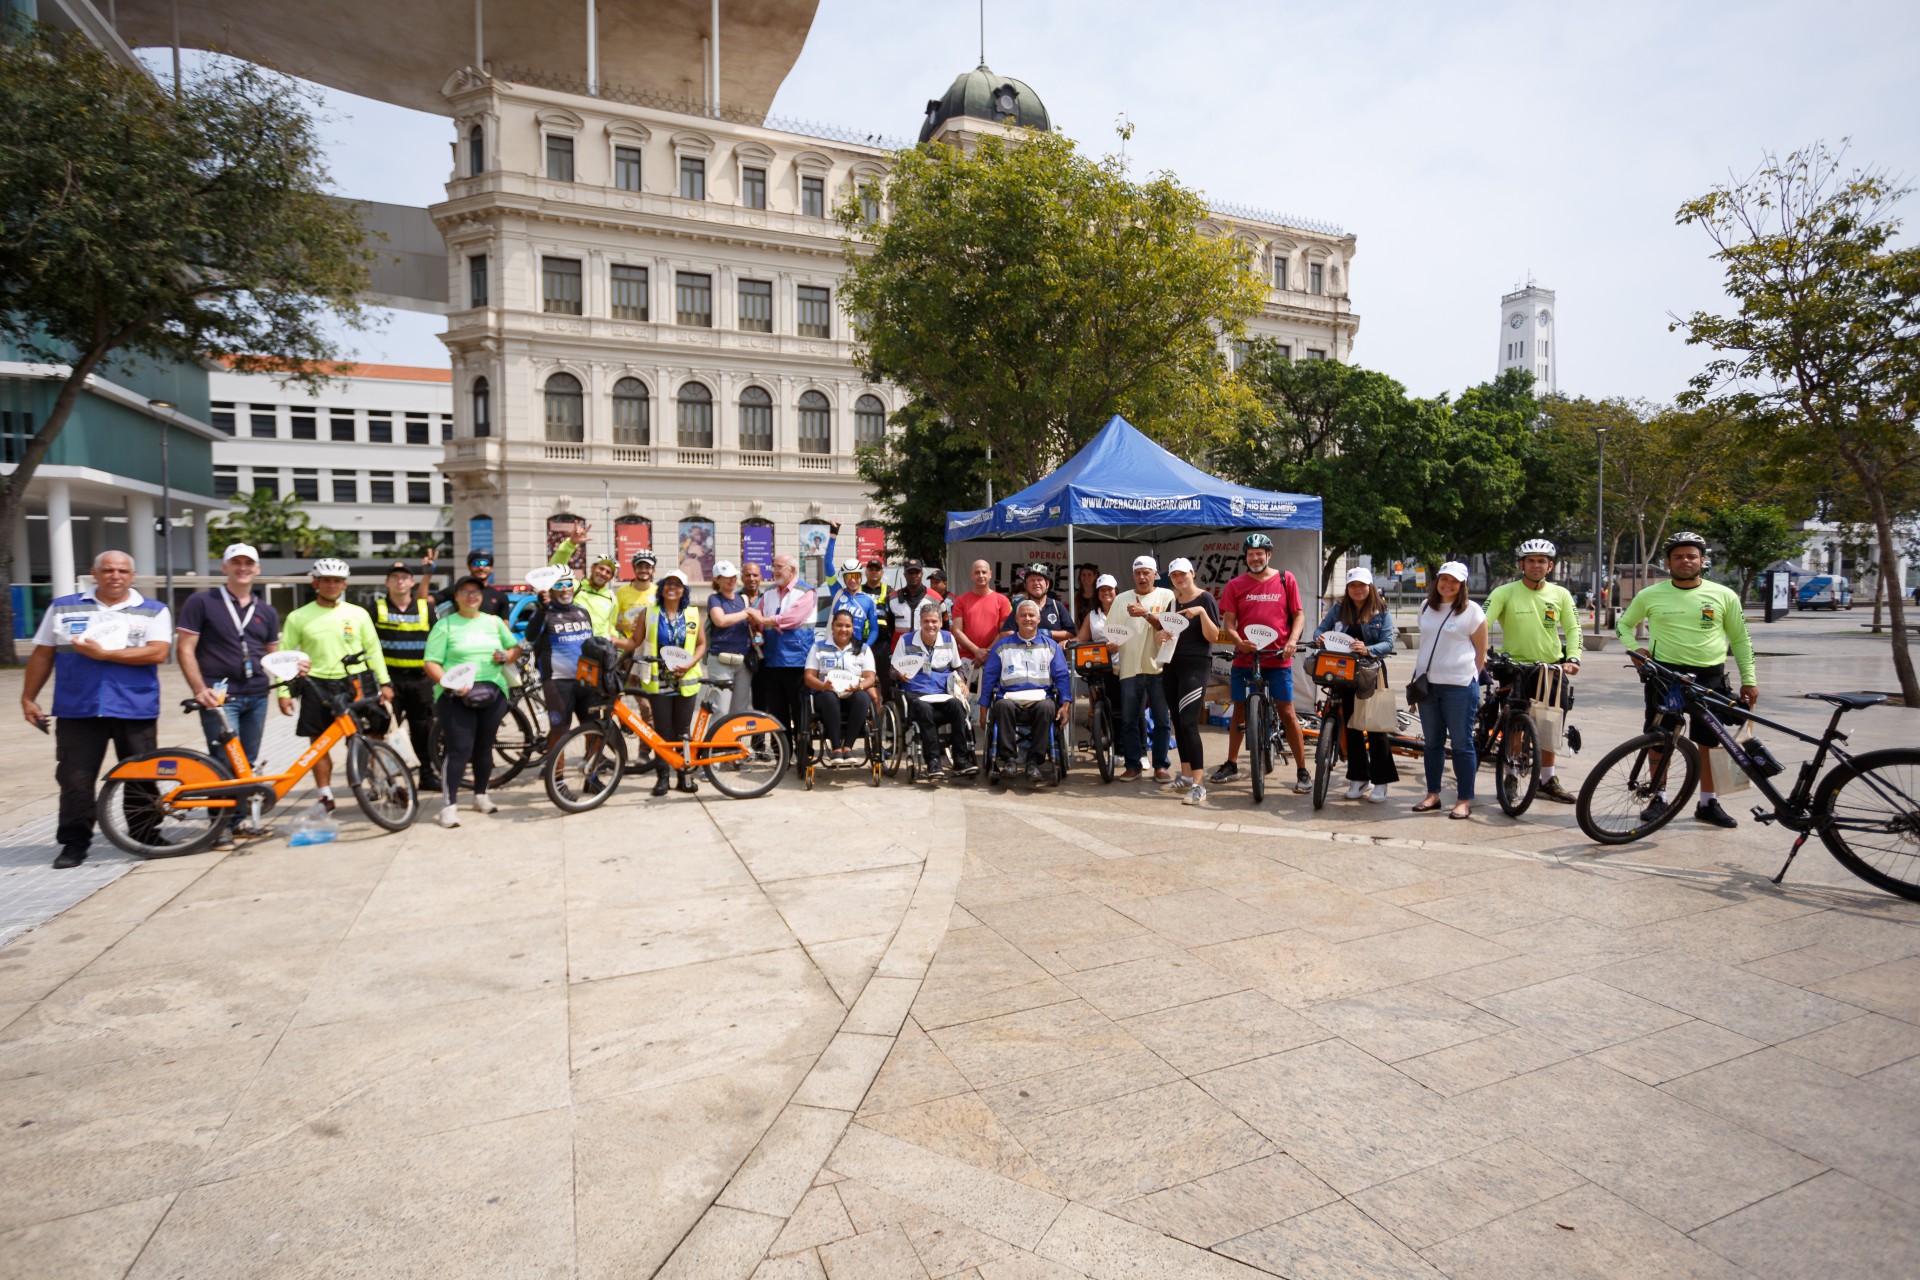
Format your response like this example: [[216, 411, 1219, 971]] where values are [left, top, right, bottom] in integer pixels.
[[1805, 691, 1888, 710]]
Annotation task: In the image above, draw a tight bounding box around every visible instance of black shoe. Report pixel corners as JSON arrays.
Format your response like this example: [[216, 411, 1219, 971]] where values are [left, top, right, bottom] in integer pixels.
[[677, 773, 699, 794], [1641, 798, 1668, 824], [1024, 761, 1042, 783], [1696, 799, 1738, 829], [956, 757, 978, 777], [651, 774, 671, 797], [1538, 777, 1576, 804], [1208, 761, 1239, 784], [52, 846, 88, 869], [418, 773, 442, 793]]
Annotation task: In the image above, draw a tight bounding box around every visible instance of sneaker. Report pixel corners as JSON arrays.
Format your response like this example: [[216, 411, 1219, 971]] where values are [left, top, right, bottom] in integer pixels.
[[1344, 780, 1368, 800], [1208, 761, 1240, 784], [1024, 762, 1042, 784], [1641, 797, 1669, 824], [1366, 784, 1391, 804], [436, 805, 460, 828], [1185, 784, 1208, 806], [1538, 776, 1576, 804], [1696, 799, 1738, 829], [927, 761, 949, 780], [1163, 774, 1193, 793], [318, 795, 337, 816], [956, 757, 979, 777], [1292, 772, 1312, 794], [51, 846, 88, 869], [473, 794, 498, 814]]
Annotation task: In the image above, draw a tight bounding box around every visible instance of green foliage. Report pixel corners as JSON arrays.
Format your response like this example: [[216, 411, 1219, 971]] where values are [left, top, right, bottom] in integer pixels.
[[0, 28, 373, 656], [839, 129, 1266, 490], [1426, 369, 1539, 564], [207, 489, 352, 559], [1690, 503, 1808, 600], [855, 401, 990, 563], [1673, 141, 1920, 699]]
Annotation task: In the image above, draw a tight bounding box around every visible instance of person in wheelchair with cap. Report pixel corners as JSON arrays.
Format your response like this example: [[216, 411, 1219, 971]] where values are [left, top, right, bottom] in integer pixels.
[[893, 600, 977, 779], [979, 599, 1073, 784]]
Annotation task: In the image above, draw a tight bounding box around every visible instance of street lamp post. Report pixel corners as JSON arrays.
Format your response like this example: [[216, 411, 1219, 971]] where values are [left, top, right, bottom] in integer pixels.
[[1592, 425, 1607, 637], [149, 400, 175, 609]]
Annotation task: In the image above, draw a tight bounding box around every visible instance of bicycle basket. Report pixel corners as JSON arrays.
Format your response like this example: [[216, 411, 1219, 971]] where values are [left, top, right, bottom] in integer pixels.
[[576, 636, 624, 698], [1309, 649, 1362, 690], [1067, 641, 1113, 674]]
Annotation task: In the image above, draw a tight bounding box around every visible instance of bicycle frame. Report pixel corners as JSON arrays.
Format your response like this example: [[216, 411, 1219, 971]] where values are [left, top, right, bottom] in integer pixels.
[[596, 684, 782, 772]]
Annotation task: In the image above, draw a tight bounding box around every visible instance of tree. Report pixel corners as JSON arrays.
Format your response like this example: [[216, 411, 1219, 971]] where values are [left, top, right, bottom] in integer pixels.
[[1214, 346, 1446, 591], [1695, 502, 1808, 600], [855, 400, 990, 562], [839, 128, 1265, 491], [1425, 369, 1538, 564], [0, 29, 372, 660], [206, 489, 352, 559], [1673, 142, 1920, 701]]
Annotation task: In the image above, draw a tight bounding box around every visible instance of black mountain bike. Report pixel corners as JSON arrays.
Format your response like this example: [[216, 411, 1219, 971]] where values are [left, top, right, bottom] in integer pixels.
[[1473, 652, 1542, 818], [1576, 653, 1920, 901]]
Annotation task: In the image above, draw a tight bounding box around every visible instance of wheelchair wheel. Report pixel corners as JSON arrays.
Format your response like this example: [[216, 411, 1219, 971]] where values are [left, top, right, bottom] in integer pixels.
[[1050, 715, 1069, 785], [792, 694, 816, 790], [864, 708, 883, 788], [902, 716, 923, 785], [881, 699, 905, 778], [1090, 698, 1115, 784]]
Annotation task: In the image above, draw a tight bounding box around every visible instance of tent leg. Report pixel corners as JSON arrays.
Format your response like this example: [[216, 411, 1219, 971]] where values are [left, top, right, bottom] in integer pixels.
[[1064, 524, 1076, 758]]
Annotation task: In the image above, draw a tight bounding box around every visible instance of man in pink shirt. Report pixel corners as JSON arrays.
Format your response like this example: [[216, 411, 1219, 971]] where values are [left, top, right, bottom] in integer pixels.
[[949, 558, 1012, 669], [1212, 533, 1310, 792], [746, 552, 819, 734]]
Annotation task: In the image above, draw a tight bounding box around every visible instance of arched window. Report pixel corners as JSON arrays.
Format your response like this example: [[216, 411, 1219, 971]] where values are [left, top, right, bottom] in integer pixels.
[[468, 124, 485, 177], [738, 386, 773, 453], [612, 378, 649, 446], [797, 390, 831, 455], [544, 372, 584, 442], [677, 382, 713, 448], [471, 376, 491, 438], [854, 395, 886, 447]]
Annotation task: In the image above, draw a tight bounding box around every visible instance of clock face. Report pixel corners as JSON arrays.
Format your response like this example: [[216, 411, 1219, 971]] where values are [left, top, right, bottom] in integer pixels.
[[1509, 314, 1525, 330], [1537, 311, 1552, 327]]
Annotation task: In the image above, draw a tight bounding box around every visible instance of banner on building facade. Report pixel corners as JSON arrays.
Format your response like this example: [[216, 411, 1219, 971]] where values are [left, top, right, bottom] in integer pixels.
[[546, 513, 588, 579], [613, 515, 652, 581], [467, 515, 494, 558], [798, 520, 832, 587], [856, 523, 887, 566], [740, 520, 774, 576], [678, 518, 716, 584]]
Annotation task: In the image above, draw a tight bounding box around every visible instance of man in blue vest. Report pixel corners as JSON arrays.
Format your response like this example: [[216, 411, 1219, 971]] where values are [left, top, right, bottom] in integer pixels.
[[746, 552, 818, 735], [19, 551, 174, 869]]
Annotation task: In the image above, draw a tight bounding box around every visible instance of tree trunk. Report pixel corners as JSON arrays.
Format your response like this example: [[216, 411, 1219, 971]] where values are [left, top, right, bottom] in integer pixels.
[[1863, 481, 1920, 704], [0, 345, 113, 665], [1320, 546, 1346, 597], [1870, 564, 1886, 635]]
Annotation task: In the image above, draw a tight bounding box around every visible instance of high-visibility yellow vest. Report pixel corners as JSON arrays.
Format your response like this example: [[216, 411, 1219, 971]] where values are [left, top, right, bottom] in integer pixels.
[[373, 596, 433, 670]]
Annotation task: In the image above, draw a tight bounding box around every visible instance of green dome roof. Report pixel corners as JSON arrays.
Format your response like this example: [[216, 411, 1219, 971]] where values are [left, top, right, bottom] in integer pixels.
[[919, 64, 1051, 143]]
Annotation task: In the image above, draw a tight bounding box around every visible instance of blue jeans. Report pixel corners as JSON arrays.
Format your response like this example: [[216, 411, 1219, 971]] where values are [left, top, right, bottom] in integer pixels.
[[200, 693, 269, 770], [1119, 673, 1170, 771], [1418, 680, 1480, 801]]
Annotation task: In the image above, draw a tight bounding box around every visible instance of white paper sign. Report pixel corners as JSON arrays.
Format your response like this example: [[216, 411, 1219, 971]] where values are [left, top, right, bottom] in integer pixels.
[[439, 662, 478, 693], [1242, 623, 1281, 650], [1103, 620, 1134, 647], [1005, 688, 1048, 703], [892, 652, 926, 681], [827, 668, 859, 694], [261, 651, 308, 682], [919, 692, 953, 704], [82, 612, 130, 651], [659, 645, 694, 670], [526, 566, 565, 593]]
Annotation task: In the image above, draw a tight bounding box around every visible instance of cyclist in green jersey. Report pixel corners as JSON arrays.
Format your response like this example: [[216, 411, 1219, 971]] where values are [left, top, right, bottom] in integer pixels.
[[1616, 531, 1759, 829], [1483, 538, 1583, 802]]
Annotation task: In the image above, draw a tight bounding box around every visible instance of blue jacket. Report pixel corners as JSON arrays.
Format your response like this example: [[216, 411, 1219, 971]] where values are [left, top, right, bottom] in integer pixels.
[[1313, 602, 1396, 658], [38, 591, 171, 719], [981, 631, 1072, 706], [892, 629, 965, 697], [758, 580, 819, 668], [827, 585, 881, 646]]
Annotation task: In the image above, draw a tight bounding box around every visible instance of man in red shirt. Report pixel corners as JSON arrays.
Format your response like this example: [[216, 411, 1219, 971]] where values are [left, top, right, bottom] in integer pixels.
[[949, 558, 1012, 669], [1212, 533, 1310, 792]]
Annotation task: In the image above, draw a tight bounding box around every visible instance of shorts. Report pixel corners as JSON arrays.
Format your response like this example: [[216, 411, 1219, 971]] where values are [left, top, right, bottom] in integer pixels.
[[543, 678, 601, 731], [1642, 662, 1732, 746], [1229, 665, 1293, 706], [298, 675, 369, 738]]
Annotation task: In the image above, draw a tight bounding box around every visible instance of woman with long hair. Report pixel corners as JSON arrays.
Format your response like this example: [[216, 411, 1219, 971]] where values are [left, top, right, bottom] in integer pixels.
[[1411, 562, 1488, 819], [804, 609, 878, 765], [1148, 558, 1222, 805], [1312, 567, 1398, 802]]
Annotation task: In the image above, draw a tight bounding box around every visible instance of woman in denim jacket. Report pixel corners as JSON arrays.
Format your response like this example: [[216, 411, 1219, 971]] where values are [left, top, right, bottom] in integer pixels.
[[1312, 567, 1398, 802]]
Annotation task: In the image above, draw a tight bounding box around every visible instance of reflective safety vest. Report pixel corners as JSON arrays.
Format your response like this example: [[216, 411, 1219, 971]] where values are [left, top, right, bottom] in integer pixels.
[[373, 596, 434, 671], [575, 581, 617, 638], [639, 605, 705, 696]]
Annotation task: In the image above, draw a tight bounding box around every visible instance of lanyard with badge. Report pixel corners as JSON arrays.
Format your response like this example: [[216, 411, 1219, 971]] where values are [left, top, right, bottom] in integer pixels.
[[220, 589, 258, 681]]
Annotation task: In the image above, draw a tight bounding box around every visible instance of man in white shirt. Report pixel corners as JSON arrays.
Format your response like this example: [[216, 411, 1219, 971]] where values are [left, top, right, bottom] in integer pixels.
[[1106, 555, 1176, 782]]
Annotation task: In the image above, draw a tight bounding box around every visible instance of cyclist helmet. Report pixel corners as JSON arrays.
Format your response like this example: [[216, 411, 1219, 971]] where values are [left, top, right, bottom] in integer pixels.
[[1243, 533, 1274, 551], [629, 549, 657, 567], [310, 557, 351, 579], [1663, 531, 1709, 558], [1025, 562, 1052, 580], [591, 551, 618, 567], [550, 576, 576, 594], [466, 549, 492, 565], [839, 557, 864, 576], [1516, 538, 1557, 559]]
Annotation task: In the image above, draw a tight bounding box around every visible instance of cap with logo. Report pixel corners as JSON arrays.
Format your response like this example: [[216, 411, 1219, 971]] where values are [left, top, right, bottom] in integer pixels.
[[1095, 573, 1118, 590], [221, 543, 260, 564], [1345, 566, 1374, 586], [1167, 557, 1195, 575], [1438, 560, 1471, 582], [1132, 555, 1158, 572], [387, 561, 415, 576], [902, 558, 925, 572], [713, 560, 740, 579]]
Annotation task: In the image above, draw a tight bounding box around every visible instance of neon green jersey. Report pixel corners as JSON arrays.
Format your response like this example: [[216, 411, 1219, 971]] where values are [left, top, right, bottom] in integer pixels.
[[1484, 580, 1581, 664], [276, 600, 390, 693], [1616, 579, 1756, 686]]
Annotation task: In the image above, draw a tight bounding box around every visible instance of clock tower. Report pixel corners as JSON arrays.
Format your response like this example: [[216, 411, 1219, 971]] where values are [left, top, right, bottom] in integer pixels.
[[1497, 281, 1556, 396]]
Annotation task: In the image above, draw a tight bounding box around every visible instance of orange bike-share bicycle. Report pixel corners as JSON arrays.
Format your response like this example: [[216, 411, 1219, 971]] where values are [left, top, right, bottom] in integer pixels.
[[95, 651, 419, 857], [541, 644, 789, 810]]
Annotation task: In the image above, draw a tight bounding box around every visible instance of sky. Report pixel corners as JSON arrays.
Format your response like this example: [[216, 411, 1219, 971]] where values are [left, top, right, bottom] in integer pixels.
[[250, 0, 1919, 403]]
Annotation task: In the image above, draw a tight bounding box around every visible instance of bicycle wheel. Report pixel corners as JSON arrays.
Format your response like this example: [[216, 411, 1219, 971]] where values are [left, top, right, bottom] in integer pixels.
[[1494, 713, 1539, 818], [1248, 694, 1267, 804], [544, 721, 628, 812], [487, 701, 542, 788], [1312, 704, 1344, 810], [1576, 731, 1699, 845], [1815, 747, 1920, 902], [1091, 699, 1115, 784], [348, 737, 419, 831], [95, 749, 229, 859], [703, 712, 790, 799]]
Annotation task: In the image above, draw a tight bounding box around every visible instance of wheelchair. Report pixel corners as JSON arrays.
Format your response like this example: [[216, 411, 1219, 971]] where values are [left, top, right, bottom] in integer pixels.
[[884, 683, 976, 784], [792, 679, 881, 790], [981, 691, 1071, 788]]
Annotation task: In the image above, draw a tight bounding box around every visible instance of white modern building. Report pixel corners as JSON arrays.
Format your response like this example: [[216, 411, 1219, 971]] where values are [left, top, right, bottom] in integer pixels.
[[1498, 281, 1556, 395], [431, 63, 1360, 584], [206, 362, 454, 562]]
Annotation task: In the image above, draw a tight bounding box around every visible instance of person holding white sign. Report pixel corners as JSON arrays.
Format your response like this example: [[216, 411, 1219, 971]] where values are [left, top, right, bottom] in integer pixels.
[[892, 600, 976, 778], [1147, 559, 1222, 804], [980, 599, 1073, 784], [636, 569, 709, 795], [805, 609, 879, 767], [1313, 567, 1400, 802], [423, 576, 522, 827]]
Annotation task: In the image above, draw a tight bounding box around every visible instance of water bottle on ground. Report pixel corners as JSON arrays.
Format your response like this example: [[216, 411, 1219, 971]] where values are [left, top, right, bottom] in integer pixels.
[[287, 802, 340, 846]]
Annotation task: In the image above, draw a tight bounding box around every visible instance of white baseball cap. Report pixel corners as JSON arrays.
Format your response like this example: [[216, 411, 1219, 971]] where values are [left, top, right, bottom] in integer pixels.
[[713, 560, 740, 579], [657, 568, 688, 588], [221, 543, 260, 564], [1438, 560, 1471, 582], [1345, 566, 1374, 586], [1094, 573, 1118, 590], [1167, 557, 1194, 575], [1132, 555, 1158, 572]]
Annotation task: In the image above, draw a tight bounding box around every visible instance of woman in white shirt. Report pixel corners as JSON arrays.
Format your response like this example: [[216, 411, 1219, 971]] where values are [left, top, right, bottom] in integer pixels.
[[804, 609, 879, 765], [1410, 561, 1488, 819]]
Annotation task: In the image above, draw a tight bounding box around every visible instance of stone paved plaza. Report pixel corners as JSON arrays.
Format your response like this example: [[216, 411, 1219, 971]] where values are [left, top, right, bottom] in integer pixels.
[[1, 611, 1916, 1278]]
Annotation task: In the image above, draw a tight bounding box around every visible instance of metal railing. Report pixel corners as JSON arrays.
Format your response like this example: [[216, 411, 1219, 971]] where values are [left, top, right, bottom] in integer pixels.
[[1208, 199, 1345, 238]]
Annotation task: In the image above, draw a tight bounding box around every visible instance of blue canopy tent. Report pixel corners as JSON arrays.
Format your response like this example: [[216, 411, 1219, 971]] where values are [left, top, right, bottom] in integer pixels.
[[945, 416, 1323, 615]]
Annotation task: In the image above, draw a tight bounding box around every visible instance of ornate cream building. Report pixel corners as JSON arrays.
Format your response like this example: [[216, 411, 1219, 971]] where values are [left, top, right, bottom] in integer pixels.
[[430, 64, 1360, 583]]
